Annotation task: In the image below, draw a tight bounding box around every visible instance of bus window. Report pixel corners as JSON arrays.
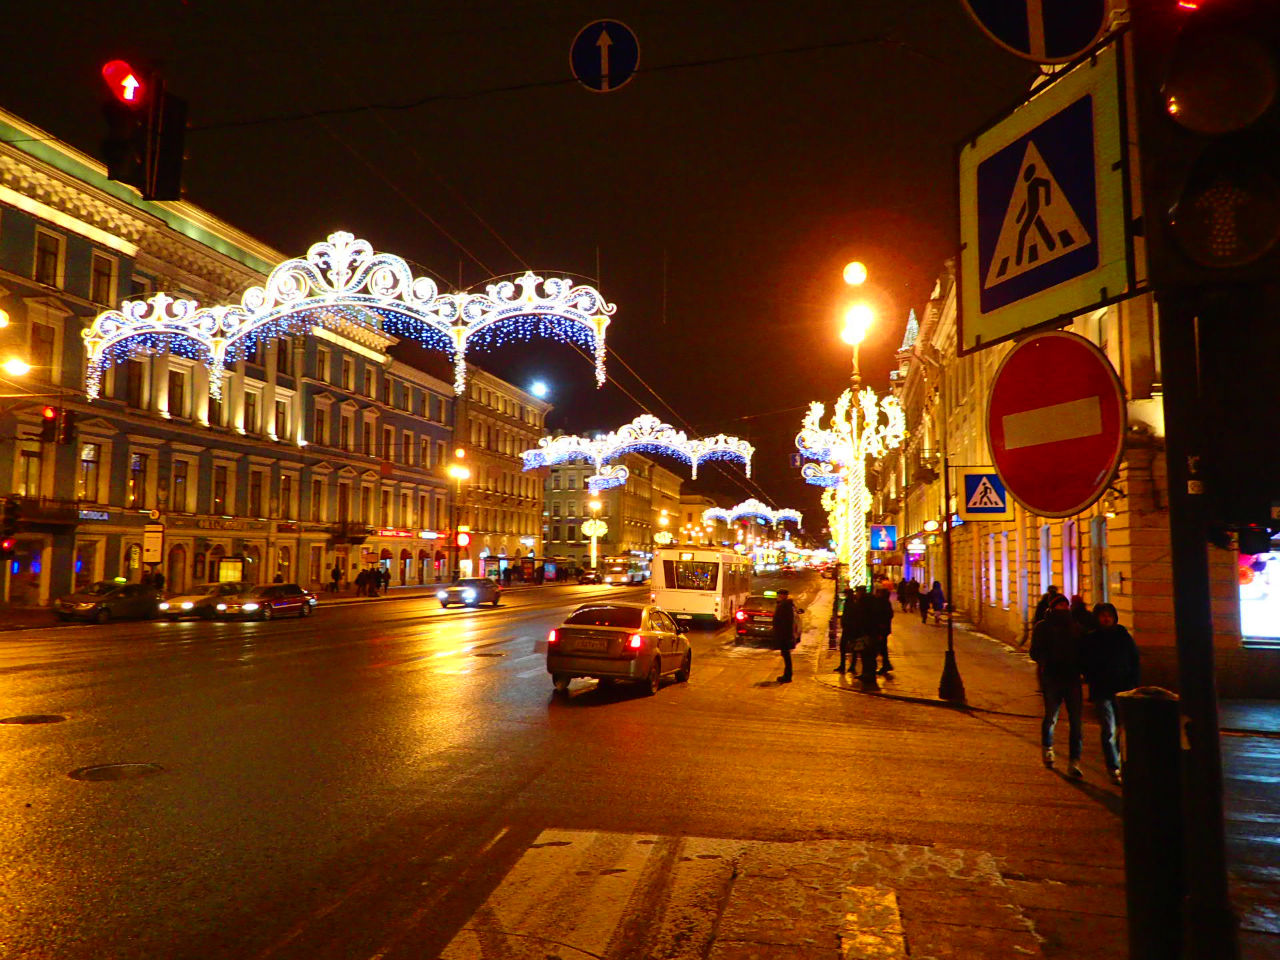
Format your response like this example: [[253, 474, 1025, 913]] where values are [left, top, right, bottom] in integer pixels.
[[662, 559, 719, 591]]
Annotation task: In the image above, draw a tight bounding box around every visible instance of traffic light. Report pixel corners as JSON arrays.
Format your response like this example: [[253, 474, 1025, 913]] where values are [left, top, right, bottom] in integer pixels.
[[57, 408, 77, 446], [1, 496, 21, 544], [456, 532, 471, 548], [38, 405, 58, 443], [1129, 0, 1280, 287], [99, 59, 187, 201]]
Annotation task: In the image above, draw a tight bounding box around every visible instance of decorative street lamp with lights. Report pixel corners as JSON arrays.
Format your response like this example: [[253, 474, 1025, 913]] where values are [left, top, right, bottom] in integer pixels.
[[586, 498, 603, 570], [447, 454, 470, 580]]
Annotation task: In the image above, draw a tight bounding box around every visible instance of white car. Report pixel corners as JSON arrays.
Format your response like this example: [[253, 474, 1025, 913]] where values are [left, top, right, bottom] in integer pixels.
[[159, 581, 252, 620]]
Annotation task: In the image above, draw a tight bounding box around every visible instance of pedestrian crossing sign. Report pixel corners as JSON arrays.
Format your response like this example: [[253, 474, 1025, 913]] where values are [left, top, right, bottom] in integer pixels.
[[958, 39, 1131, 355], [959, 471, 1014, 521]]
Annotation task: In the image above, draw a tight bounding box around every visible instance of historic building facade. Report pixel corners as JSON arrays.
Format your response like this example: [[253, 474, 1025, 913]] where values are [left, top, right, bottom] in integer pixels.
[[0, 106, 537, 604]]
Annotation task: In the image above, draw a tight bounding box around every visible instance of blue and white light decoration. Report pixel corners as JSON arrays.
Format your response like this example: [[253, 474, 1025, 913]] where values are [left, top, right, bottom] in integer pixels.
[[794, 388, 904, 588], [522, 414, 754, 492], [82, 232, 615, 402], [702, 499, 803, 528]]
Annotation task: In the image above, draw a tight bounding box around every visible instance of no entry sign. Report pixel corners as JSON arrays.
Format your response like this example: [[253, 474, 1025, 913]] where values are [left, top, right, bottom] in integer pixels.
[[986, 332, 1126, 517]]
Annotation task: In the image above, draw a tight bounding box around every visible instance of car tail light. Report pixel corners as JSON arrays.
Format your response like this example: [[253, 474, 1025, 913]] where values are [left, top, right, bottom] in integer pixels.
[[628, 634, 643, 649], [548, 629, 558, 644], [735, 610, 746, 621]]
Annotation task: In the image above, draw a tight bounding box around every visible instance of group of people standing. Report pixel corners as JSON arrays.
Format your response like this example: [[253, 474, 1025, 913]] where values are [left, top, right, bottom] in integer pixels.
[[835, 582, 896, 683], [896, 577, 947, 624], [1027, 585, 1140, 783]]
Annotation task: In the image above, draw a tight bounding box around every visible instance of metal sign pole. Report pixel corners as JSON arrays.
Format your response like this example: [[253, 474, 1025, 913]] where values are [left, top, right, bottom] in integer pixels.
[[939, 456, 966, 702]]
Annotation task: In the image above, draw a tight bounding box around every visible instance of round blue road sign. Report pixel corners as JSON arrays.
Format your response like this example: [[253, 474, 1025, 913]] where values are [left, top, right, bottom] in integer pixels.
[[961, 0, 1108, 64], [570, 20, 640, 93]]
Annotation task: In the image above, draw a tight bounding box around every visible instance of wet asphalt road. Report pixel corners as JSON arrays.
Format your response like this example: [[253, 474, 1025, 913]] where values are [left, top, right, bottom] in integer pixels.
[[0, 575, 1123, 960]]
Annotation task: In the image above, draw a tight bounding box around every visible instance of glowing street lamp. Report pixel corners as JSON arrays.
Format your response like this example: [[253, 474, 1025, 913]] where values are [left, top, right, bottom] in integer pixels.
[[843, 261, 868, 286], [588, 498, 602, 569], [447, 462, 471, 579], [530, 380, 549, 399], [2, 357, 31, 377]]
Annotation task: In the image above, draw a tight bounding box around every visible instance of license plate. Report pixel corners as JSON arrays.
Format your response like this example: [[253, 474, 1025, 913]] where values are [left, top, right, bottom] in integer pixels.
[[575, 638, 608, 651], [753, 616, 771, 622]]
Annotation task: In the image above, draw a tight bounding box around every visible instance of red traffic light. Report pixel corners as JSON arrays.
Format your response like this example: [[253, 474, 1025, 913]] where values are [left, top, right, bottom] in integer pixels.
[[456, 532, 471, 548], [40, 405, 57, 420], [102, 60, 146, 107], [0, 539, 13, 552]]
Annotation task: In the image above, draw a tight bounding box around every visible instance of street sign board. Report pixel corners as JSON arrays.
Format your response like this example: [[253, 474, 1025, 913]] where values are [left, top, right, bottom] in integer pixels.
[[961, 0, 1109, 64], [958, 40, 1130, 355], [570, 20, 639, 93], [143, 523, 164, 564], [869, 525, 897, 551], [986, 331, 1126, 518], [958, 471, 1015, 521]]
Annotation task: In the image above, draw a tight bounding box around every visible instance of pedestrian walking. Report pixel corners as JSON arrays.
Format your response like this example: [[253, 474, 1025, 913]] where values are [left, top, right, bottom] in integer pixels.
[[868, 583, 895, 674], [921, 581, 945, 625], [1082, 602, 1140, 784], [1033, 585, 1061, 623], [1030, 594, 1085, 778], [772, 588, 800, 683], [152, 571, 165, 593], [354, 569, 367, 597], [367, 568, 380, 598], [895, 577, 909, 612], [836, 586, 867, 674], [330, 563, 341, 594]]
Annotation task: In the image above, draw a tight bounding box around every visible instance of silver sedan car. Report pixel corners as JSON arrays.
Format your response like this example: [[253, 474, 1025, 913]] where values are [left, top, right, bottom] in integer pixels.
[[436, 577, 502, 608], [547, 602, 691, 696]]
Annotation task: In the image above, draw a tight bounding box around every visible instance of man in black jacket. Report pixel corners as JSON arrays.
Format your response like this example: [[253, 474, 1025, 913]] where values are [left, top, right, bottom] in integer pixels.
[[772, 589, 799, 683], [867, 584, 895, 675], [1030, 594, 1085, 778], [837, 586, 866, 674], [1083, 602, 1140, 784]]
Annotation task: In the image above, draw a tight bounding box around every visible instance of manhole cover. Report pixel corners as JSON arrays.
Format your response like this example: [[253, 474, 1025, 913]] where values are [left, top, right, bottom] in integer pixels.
[[473, 652, 505, 658], [69, 763, 165, 782], [0, 715, 66, 725]]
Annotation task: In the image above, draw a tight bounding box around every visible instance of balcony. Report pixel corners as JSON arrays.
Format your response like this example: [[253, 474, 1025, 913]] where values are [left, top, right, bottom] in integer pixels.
[[11, 496, 80, 527], [330, 521, 374, 544]]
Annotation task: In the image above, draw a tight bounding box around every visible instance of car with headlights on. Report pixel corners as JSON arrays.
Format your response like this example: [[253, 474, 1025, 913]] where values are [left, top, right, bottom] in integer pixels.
[[547, 602, 691, 696], [436, 577, 501, 608], [216, 583, 316, 620], [55, 580, 162, 623], [733, 593, 779, 643], [159, 581, 252, 620]]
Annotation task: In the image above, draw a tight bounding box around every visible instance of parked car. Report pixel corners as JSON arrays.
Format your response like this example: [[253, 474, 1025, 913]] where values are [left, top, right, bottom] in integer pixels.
[[159, 581, 252, 620], [216, 583, 316, 620], [547, 602, 691, 696], [437, 577, 502, 608], [577, 568, 602, 585], [734, 593, 779, 642], [55, 580, 162, 623]]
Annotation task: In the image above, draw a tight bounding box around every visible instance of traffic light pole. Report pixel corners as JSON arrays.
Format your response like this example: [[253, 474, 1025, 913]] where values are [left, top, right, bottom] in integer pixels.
[[1155, 291, 1239, 960]]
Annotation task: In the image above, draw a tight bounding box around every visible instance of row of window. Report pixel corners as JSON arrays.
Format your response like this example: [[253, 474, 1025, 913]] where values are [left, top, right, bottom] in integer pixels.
[[314, 346, 450, 422], [974, 518, 1110, 611], [469, 381, 539, 426]]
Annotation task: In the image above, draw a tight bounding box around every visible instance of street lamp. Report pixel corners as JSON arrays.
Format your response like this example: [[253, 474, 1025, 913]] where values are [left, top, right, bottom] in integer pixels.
[[2, 357, 30, 378], [842, 261, 868, 286], [447, 462, 470, 580], [530, 380, 549, 399], [587, 498, 602, 569], [842, 302, 875, 392]]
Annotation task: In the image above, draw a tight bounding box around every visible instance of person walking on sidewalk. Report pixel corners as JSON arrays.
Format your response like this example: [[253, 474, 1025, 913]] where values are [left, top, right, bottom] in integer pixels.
[[1082, 602, 1140, 785], [330, 563, 341, 594], [868, 583, 895, 675], [772, 589, 799, 683], [904, 578, 919, 613], [836, 586, 867, 674], [921, 581, 945, 625], [1031, 594, 1085, 778], [1033, 585, 1061, 623]]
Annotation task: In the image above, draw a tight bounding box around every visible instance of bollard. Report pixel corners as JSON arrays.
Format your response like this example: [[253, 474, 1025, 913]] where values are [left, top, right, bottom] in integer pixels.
[[1117, 686, 1183, 960]]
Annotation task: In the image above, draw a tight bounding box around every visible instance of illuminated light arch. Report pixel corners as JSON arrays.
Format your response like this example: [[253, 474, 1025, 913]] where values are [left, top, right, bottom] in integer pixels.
[[521, 414, 754, 491], [82, 231, 615, 401], [702, 499, 804, 527]]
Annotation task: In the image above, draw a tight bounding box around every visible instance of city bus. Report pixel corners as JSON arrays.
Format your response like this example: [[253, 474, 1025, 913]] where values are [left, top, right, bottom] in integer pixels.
[[600, 555, 650, 585], [652, 547, 752, 626]]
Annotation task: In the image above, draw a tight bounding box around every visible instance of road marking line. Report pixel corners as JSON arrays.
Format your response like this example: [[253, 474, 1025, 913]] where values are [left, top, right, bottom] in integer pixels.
[[1002, 395, 1101, 450], [477, 826, 510, 856]]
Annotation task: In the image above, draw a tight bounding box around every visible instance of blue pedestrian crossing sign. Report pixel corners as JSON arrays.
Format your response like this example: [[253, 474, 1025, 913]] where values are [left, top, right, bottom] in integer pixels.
[[570, 21, 640, 93], [958, 40, 1131, 355], [959, 471, 1015, 521]]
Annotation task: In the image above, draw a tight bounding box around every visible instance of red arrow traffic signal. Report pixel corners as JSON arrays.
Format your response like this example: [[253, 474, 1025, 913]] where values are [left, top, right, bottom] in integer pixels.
[[102, 60, 146, 107]]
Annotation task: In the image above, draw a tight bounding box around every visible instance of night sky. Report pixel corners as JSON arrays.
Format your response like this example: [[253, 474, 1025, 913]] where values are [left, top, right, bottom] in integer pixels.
[[3, 0, 1035, 523]]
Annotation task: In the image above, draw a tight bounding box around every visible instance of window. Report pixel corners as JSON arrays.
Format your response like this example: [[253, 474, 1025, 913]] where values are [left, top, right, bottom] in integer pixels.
[[364, 368, 374, 397], [1090, 517, 1110, 603], [380, 377, 391, 405], [317, 347, 330, 382], [429, 394, 442, 421], [250, 341, 266, 366], [382, 425, 394, 461], [988, 534, 998, 605], [128, 453, 148, 509], [34, 230, 62, 287], [418, 494, 428, 527], [171, 459, 190, 512], [90, 253, 116, 305], [360, 487, 372, 523], [244, 392, 259, 434], [552, 500, 561, 517], [1001, 532, 1011, 609], [208, 384, 224, 428], [436, 442, 446, 468], [400, 492, 409, 524], [78, 442, 101, 502], [249, 472, 264, 517], [552, 474, 561, 490], [402, 431, 412, 465], [313, 408, 327, 445], [421, 438, 432, 467], [567, 524, 577, 542], [341, 357, 353, 390], [280, 475, 294, 520], [311, 479, 324, 520], [29, 322, 56, 379], [568, 475, 578, 490], [567, 503, 577, 517], [552, 524, 561, 542], [1062, 520, 1079, 599], [1039, 525, 1054, 596], [18, 449, 41, 497], [167, 369, 187, 418], [337, 484, 350, 521], [276, 340, 292, 377], [213, 465, 229, 514], [274, 400, 289, 439], [340, 414, 352, 450], [130, 275, 152, 298], [662, 560, 719, 591]]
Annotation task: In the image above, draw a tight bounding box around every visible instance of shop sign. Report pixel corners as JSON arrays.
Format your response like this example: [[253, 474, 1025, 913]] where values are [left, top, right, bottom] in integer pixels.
[[907, 538, 927, 554], [78, 508, 111, 522], [169, 516, 270, 532], [277, 522, 300, 533], [375, 528, 412, 538], [418, 530, 439, 540], [143, 524, 164, 564]]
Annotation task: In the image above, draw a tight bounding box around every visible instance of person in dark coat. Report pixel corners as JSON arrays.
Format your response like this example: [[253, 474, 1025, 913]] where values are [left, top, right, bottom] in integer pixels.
[[895, 578, 909, 612], [836, 586, 867, 673], [1030, 594, 1085, 778], [1033, 585, 1061, 623], [921, 581, 945, 624], [1082, 602, 1140, 784], [1070, 595, 1094, 632], [354, 568, 367, 597], [772, 589, 799, 683], [867, 583, 895, 675], [904, 579, 920, 612], [330, 563, 342, 593]]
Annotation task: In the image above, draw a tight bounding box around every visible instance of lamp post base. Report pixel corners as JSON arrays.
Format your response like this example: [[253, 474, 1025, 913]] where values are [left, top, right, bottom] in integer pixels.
[[938, 649, 966, 703]]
